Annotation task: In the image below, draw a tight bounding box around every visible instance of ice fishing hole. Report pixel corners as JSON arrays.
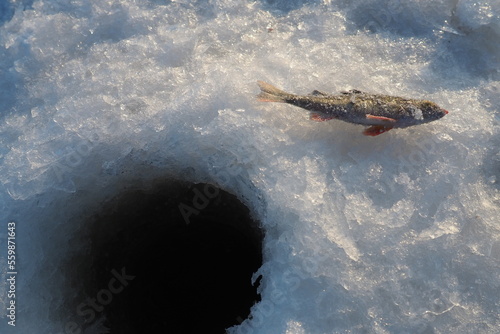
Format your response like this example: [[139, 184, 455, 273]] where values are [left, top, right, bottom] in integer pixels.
[[74, 181, 263, 333]]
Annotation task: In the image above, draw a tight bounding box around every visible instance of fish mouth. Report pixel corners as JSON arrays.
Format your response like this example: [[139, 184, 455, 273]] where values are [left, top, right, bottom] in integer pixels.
[[443, 109, 449, 115]]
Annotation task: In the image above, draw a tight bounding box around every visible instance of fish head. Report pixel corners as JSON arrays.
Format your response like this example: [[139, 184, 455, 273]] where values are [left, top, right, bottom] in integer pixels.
[[418, 100, 449, 122]]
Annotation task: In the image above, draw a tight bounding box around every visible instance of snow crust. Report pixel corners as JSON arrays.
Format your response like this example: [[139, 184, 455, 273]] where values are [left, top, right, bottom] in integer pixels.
[[0, 0, 499, 333]]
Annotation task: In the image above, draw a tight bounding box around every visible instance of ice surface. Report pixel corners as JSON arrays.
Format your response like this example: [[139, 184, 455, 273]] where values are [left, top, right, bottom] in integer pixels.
[[0, 0, 499, 333]]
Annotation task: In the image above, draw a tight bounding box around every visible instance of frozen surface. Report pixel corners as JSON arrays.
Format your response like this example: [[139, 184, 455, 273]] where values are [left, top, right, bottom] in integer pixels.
[[0, 0, 499, 333]]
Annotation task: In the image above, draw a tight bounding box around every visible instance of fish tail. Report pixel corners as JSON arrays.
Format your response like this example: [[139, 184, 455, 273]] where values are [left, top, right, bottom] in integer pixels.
[[256, 81, 291, 102]]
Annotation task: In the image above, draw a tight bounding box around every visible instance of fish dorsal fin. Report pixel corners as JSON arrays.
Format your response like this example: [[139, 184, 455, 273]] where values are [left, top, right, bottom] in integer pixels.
[[341, 89, 364, 95], [310, 90, 328, 96]]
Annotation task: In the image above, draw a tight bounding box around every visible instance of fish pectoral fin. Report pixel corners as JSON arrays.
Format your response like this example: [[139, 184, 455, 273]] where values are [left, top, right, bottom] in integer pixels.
[[363, 125, 394, 136], [366, 114, 397, 123], [310, 112, 336, 122], [310, 90, 328, 96]]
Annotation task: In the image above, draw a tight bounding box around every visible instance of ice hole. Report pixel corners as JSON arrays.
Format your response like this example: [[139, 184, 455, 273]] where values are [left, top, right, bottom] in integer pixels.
[[69, 181, 263, 333]]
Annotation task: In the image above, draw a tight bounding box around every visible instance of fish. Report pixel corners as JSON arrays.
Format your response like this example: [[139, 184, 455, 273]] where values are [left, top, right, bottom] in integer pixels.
[[256, 81, 448, 136]]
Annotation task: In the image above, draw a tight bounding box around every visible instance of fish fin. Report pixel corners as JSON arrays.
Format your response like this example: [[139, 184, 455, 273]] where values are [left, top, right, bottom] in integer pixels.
[[363, 125, 393, 136], [341, 89, 364, 95], [257, 81, 290, 102], [366, 114, 397, 123], [310, 90, 328, 96], [310, 112, 336, 122], [257, 92, 286, 102]]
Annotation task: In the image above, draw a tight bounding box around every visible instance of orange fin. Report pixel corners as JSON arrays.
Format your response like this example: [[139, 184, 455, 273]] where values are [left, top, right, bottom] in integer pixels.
[[310, 113, 336, 122], [257, 81, 289, 102], [366, 114, 397, 122], [257, 93, 286, 102], [363, 125, 393, 136]]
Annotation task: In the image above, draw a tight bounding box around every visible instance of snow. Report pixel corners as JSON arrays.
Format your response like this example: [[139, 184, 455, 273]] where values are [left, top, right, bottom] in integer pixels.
[[0, 0, 499, 333]]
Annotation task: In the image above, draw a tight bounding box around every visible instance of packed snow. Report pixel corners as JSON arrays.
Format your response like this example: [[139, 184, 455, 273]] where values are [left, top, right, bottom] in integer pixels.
[[0, 0, 499, 333]]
